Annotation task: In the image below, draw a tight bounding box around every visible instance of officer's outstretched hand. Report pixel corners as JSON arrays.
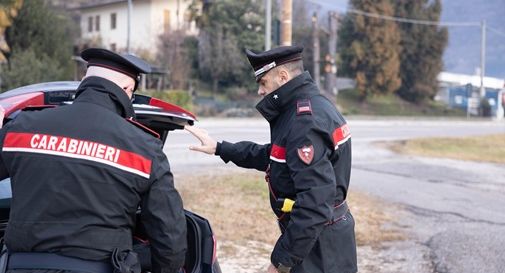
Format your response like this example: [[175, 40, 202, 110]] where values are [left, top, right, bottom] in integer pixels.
[[185, 125, 218, 155], [267, 264, 279, 273]]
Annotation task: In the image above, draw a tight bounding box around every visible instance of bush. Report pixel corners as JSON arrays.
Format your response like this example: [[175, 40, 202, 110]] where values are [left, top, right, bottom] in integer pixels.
[[225, 86, 250, 100], [1, 49, 67, 90], [1, 0, 74, 91]]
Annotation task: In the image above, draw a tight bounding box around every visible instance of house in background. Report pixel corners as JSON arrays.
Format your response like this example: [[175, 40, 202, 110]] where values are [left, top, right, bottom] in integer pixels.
[[76, 0, 197, 57], [436, 72, 505, 118]]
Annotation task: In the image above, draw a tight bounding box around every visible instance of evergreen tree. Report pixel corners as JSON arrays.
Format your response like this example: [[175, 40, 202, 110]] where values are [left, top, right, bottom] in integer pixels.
[[2, 0, 75, 91], [339, 0, 402, 100], [191, 0, 264, 94], [395, 0, 448, 103]]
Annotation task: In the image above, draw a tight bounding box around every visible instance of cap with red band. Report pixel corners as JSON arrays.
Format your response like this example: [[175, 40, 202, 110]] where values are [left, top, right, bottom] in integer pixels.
[[245, 45, 303, 82]]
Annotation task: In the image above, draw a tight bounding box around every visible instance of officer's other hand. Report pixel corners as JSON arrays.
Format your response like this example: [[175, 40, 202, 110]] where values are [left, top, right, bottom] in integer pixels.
[[185, 125, 217, 155], [267, 264, 279, 273]]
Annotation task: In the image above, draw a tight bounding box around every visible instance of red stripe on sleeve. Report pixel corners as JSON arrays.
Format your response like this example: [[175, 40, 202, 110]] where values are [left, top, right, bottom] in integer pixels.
[[332, 124, 351, 148], [270, 144, 286, 162], [115, 150, 152, 176]]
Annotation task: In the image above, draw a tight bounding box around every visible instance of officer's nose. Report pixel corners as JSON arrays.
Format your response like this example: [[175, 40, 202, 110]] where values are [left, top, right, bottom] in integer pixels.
[[257, 87, 264, 96]]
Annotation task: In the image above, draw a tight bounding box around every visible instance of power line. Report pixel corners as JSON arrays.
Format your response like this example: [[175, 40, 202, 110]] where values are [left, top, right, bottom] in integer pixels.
[[308, 0, 480, 27], [308, 0, 505, 40], [487, 26, 505, 38], [346, 8, 480, 27]]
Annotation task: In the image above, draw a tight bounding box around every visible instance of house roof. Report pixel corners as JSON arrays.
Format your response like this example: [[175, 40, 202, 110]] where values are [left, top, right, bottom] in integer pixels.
[[78, 0, 131, 10], [438, 72, 505, 89]]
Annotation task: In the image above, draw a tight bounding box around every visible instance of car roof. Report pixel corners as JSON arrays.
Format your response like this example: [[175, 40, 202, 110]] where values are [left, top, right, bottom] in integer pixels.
[[0, 81, 198, 149], [0, 81, 80, 99]]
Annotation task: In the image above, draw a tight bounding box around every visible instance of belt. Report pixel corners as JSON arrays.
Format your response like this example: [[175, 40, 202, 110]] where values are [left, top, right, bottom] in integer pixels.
[[7, 252, 113, 273], [277, 200, 350, 230]]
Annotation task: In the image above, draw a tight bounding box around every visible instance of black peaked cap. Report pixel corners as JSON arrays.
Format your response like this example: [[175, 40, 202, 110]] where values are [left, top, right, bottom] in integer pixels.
[[81, 48, 152, 79], [246, 45, 303, 81]]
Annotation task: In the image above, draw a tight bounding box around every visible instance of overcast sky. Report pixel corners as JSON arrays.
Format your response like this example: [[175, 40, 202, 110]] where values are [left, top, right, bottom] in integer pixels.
[[306, 0, 349, 11]]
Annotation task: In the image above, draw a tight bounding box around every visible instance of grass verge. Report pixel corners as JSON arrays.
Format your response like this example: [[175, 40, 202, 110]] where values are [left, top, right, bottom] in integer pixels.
[[337, 89, 465, 117], [389, 134, 505, 164], [177, 171, 404, 254]]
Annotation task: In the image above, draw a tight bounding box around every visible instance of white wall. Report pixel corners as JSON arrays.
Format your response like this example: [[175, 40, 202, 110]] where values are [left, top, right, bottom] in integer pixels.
[[79, 0, 197, 58], [80, 2, 129, 50]]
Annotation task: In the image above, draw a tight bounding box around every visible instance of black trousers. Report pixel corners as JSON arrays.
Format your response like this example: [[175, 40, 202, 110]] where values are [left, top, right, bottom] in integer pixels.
[[292, 211, 358, 273]]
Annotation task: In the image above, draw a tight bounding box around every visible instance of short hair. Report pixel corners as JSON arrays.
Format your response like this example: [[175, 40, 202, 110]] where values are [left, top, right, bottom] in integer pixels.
[[276, 60, 304, 76]]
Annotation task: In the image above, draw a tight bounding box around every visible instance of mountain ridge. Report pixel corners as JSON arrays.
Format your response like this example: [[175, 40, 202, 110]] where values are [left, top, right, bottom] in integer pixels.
[[441, 0, 505, 79]]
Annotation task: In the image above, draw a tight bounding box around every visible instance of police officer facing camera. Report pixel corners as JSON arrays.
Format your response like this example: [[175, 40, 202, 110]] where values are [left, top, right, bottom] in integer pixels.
[[0, 48, 187, 273], [186, 46, 357, 273]]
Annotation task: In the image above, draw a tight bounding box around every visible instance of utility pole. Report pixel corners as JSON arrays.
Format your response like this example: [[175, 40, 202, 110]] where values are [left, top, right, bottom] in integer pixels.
[[479, 19, 486, 98], [127, 0, 132, 53], [324, 11, 338, 102], [176, 0, 180, 30], [312, 12, 320, 88], [265, 0, 272, 50], [280, 0, 292, 46]]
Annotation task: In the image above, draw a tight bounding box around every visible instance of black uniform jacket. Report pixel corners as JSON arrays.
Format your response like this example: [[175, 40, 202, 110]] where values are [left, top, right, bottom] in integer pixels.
[[216, 72, 355, 272], [0, 77, 187, 273]]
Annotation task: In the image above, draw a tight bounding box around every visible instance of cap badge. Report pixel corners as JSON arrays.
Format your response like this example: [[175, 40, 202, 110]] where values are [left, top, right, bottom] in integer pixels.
[[254, 61, 277, 77], [297, 145, 314, 165]]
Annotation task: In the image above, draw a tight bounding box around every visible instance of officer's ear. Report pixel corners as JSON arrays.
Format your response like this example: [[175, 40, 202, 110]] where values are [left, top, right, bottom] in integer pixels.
[[122, 83, 135, 99], [121, 77, 136, 99], [278, 69, 289, 84]]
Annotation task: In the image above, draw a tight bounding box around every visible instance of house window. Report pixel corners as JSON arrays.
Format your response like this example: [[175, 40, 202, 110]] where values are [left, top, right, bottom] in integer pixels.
[[95, 15, 100, 31], [110, 43, 117, 52], [111, 13, 117, 29], [163, 9, 170, 32], [88, 16, 93, 32]]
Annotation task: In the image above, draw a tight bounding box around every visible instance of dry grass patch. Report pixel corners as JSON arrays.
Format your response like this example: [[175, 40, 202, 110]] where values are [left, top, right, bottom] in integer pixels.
[[178, 172, 280, 247], [177, 171, 405, 253], [389, 134, 505, 164], [348, 191, 405, 246]]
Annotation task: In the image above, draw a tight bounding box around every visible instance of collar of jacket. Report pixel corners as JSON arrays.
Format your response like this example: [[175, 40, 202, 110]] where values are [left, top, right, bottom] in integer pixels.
[[255, 71, 318, 122], [74, 76, 136, 119]]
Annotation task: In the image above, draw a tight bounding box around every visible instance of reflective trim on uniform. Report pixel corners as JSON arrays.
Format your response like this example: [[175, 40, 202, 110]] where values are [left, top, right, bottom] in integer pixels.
[[270, 144, 286, 163], [332, 124, 351, 150], [2, 132, 152, 179]]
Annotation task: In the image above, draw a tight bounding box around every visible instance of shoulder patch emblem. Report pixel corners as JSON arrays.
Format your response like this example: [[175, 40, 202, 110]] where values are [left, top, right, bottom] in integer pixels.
[[297, 145, 314, 165], [296, 99, 312, 115]]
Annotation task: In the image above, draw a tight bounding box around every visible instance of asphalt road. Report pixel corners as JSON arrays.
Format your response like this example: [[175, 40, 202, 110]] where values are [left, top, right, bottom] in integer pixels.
[[164, 117, 505, 273]]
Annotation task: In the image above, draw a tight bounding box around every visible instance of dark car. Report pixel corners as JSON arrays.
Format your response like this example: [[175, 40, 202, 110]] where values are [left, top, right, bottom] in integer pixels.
[[0, 81, 221, 273]]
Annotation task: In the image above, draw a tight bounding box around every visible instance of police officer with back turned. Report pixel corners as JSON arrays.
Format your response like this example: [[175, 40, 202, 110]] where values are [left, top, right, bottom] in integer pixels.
[[186, 45, 357, 273], [0, 48, 187, 273]]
